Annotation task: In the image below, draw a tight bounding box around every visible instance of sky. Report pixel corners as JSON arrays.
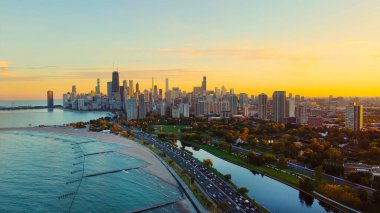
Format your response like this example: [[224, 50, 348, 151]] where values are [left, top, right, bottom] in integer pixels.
[[1, 0, 380, 100]]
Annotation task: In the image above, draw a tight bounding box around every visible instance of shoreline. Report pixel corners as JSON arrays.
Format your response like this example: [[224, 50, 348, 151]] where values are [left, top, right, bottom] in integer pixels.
[[0, 126, 199, 213]]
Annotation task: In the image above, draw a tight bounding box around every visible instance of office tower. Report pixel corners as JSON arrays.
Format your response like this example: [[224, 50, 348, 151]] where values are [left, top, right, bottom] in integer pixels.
[[129, 80, 134, 96], [107, 82, 113, 98], [239, 93, 248, 106], [229, 95, 238, 116], [258, 93, 268, 120], [230, 88, 235, 95], [153, 85, 158, 101], [183, 103, 190, 117], [96, 78, 100, 94], [296, 105, 308, 124], [165, 78, 169, 92], [221, 86, 227, 96], [71, 85, 77, 100], [286, 98, 296, 117], [159, 89, 163, 100], [136, 82, 140, 94], [202, 76, 207, 91], [345, 103, 363, 131], [288, 93, 293, 99], [138, 94, 146, 119], [112, 71, 119, 93], [272, 91, 286, 122], [47, 91, 54, 108], [126, 98, 137, 121]]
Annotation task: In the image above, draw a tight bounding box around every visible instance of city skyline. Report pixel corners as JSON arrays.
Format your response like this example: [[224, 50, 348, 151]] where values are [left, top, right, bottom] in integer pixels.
[[1, 0, 380, 99]]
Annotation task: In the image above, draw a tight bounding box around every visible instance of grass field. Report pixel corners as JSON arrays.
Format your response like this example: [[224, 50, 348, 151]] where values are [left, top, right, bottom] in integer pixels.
[[154, 125, 189, 134]]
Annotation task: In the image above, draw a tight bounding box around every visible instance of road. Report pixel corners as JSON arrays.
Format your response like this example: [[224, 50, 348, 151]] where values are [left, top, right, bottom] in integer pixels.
[[132, 130, 260, 213]]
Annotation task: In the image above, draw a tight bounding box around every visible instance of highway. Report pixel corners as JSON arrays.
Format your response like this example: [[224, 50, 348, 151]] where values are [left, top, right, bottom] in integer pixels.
[[132, 130, 260, 213]]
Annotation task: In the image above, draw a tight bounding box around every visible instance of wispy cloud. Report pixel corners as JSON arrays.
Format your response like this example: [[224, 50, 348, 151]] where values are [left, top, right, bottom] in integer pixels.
[[0, 61, 18, 78]]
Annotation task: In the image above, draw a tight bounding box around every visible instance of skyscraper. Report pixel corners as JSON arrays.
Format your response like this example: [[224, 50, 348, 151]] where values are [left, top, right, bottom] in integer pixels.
[[126, 98, 137, 121], [47, 90, 54, 108], [138, 93, 146, 120], [135, 82, 140, 94], [112, 71, 119, 93], [107, 82, 113, 98], [272, 91, 286, 122], [345, 102, 363, 131], [71, 85, 77, 100], [258, 93, 268, 120], [165, 78, 169, 92], [129, 80, 134, 96], [96, 78, 100, 95], [202, 76, 207, 91]]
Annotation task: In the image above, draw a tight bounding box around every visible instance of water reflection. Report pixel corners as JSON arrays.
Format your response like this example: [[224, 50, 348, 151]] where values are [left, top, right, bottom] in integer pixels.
[[177, 141, 336, 213]]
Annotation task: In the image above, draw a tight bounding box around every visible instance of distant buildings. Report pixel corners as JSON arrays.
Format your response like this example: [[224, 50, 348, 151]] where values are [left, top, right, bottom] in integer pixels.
[[345, 102, 363, 131], [47, 90, 54, 108], [60, 70, 370, 131]]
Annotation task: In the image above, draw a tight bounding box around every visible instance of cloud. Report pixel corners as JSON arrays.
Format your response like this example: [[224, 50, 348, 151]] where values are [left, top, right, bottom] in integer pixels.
[[0, 61, 17, 78]]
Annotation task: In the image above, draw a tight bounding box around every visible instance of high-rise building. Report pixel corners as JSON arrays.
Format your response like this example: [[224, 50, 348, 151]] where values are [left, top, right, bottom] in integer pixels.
[[345, 103, 363, 131], [126, 98, 137, 121], [286, 98, 296, 118], [229, 95, 238, 116], [258, 93, 268, 120], [138, 94, 146, 120], [107, 82, 113, 98], [135, 82, 140, 94], [71, 85, 77, 100], [165, 78, 169, 92], [202, 76, 207, 91], [47, 90, 54, 108], [112, 71, 119, 93], [296, 105, 308, 124], [129, 80, 134, 96], [272, 91, 286, 122], [96, 78, 100, 94]]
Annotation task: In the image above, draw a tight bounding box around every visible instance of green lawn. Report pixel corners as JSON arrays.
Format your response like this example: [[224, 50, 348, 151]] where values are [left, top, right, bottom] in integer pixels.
[[154, 125, 189, 134]]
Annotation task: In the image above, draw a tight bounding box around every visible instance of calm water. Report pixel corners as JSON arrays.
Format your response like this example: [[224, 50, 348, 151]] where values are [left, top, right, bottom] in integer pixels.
[[0, 100, 53, 107], [0, 131, 183, 212], [178, 142, 334, 213], [0, 109, 112, 128]]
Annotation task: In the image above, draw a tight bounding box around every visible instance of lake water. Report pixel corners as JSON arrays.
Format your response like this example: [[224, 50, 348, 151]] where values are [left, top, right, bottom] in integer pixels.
[[0, 130, 184, 212], [178, 142, 335, 213]]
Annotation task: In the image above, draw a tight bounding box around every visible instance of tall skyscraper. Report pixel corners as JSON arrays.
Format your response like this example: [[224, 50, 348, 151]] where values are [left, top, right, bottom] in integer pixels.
[[47, 90, 54, 108], [286, 98, 296, 117], [221, 86, 226, 96], [71, 85, 77, 100], [258, 93, 268, 120], [165, 78, 169, 92], [272, 91, 286, 122], [96, 78, 100, 94], [112, 71, 119, 93], [107, 82, 113, 98], [135, 82, 140, 94], [138, 94, 146, 120], [345, 102, 363, 131], [129, 80, 134, 96], [202, 76, 207, 91]]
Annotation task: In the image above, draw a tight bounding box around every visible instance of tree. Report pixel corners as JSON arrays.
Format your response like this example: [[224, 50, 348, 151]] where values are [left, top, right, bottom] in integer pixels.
[[299, 177, 314, 192], [238, 187, 249, 195], [224, 174, 232, 182], [203, 159, 213, 167]]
